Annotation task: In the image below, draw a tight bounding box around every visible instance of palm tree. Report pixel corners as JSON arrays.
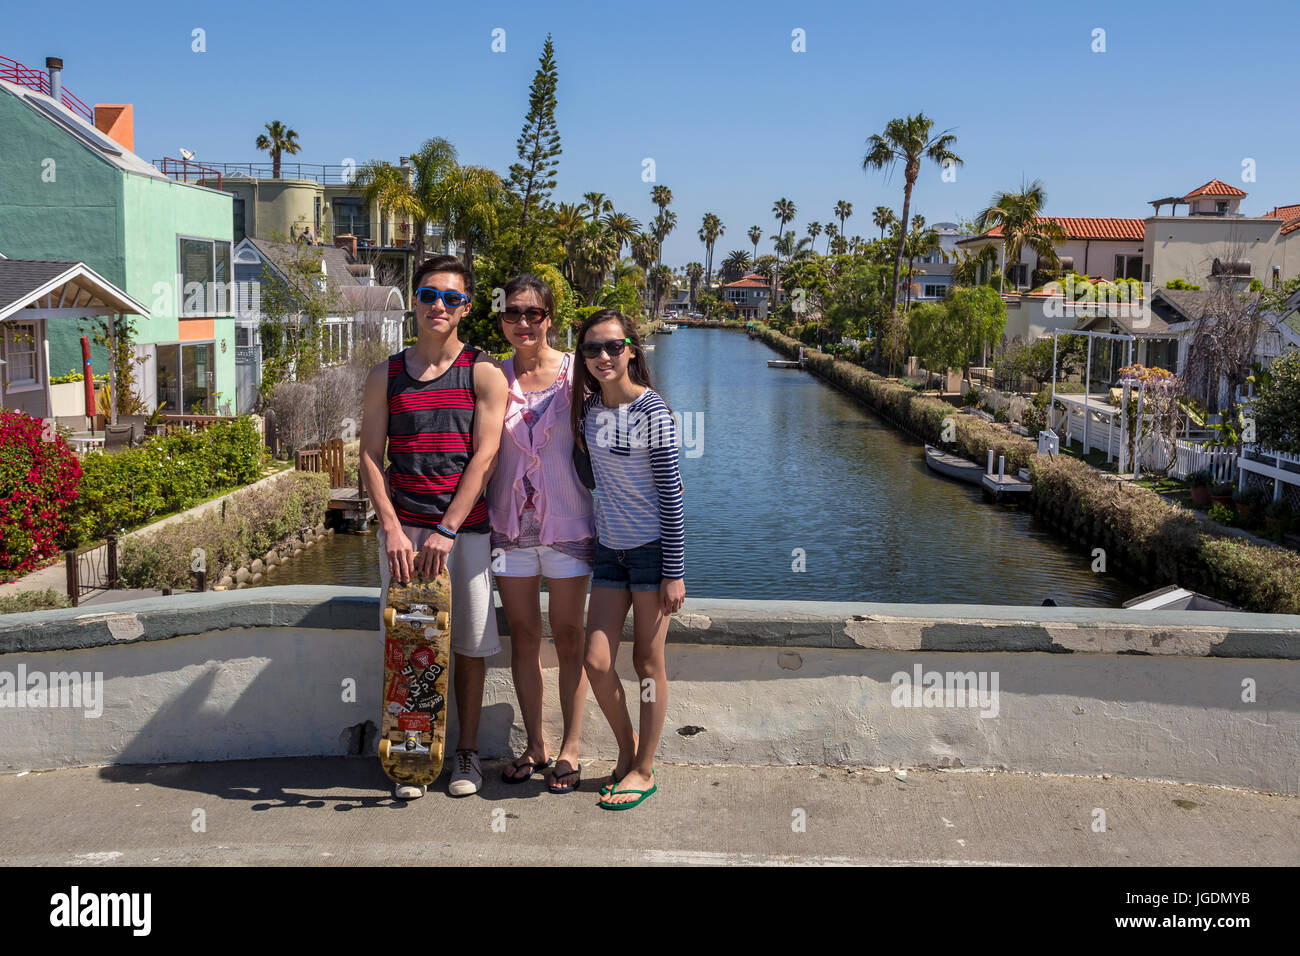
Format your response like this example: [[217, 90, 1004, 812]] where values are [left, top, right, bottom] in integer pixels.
[[601, 210, 640, 259], [720, 249, 752, 283], [834, 200, 853, 241], [685, 261, 704, 310], [872, 205, 895, 240], [648, 263, 675, 318], [771, 198, 796, 314], [651, 185, 673, 269], [824, 222, 839, 255], [747, 225, 762, 262], [849, 236, 866, 257], [698, 213, 724, 293], [631, 232, 658, 310], [652, 209, 677, 271], [354, 138, 459, 263], [582, 191, 613, 223], [255, 121, 301, 180], [903, 224, 939, 309], [352, 159, 423, 259], [863, 112, 963, 359], [974, 178, 1066, 293], [430, 164, 502, 269], [807, 221, 822, 252]]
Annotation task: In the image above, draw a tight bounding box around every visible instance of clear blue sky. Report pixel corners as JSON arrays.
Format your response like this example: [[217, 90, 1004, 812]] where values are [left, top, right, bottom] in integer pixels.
[[7, 0, 1298, 267]]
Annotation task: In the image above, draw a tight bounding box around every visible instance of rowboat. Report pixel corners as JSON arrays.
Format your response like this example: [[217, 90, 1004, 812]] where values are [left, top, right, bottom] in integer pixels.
[[923, 444, 983, 486]]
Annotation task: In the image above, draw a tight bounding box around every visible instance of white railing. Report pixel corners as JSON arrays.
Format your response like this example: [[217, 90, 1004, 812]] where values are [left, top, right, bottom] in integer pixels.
[[1170, 440, 1238, 483], [1238, 445, 1300, 499]]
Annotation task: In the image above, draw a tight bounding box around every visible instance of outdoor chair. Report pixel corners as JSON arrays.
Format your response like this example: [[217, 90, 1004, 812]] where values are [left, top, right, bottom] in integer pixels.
[[102, 423, 134, 454]]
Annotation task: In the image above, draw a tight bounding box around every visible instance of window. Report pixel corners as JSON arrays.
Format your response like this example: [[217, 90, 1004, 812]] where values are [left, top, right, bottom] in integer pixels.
[[924, 284, 946, 298], [179, 237, 233, 316], [1215, 201, 1228, 214], [313, 197, 322, 235], [1274, 266, 1281, 291], [1143, 264, 1152, 284], [155, 342, 215, 413], [232, 198, 246, 243], [1114, 254, 1142, 281], [333, 198, 368, 240], [4, 322, 38, 386]]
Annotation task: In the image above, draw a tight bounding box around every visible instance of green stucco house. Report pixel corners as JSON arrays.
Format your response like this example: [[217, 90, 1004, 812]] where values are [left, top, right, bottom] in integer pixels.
[[0, 68, 235, 417]]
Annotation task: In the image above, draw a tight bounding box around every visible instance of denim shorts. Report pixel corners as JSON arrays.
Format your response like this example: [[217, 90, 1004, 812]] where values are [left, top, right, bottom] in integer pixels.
[[592, 539, 662, 593]]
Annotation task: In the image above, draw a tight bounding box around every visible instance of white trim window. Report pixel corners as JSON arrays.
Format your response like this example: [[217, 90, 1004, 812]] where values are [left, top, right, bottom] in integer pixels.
[[4, 321, 39, 387], [923, 284, 946, 299]]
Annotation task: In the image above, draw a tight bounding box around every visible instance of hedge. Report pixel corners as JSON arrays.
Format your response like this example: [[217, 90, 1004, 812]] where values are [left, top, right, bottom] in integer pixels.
[[755, 326, 1038, 472], [118, 471, 329, 589], [754, 326, 1300, 614], [1029, 455, 1300, 614], [67, 417, 267, 544]]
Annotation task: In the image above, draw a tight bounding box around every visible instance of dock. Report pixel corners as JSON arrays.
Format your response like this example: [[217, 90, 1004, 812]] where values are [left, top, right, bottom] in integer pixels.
[[981, 453, 1033, 500], [297, 438, 373, 529]]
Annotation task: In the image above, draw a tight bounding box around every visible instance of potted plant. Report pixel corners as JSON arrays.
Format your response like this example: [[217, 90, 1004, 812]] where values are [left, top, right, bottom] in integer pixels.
[[1209, 482, 1234, 508], [1233, 485, 1269, 527], [1264, 498, 1291, 533], [1186, 470, 1212, 507]]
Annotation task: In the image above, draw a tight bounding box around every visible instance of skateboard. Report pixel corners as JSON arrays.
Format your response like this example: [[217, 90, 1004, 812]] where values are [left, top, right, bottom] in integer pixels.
[[379, 562, 452, 788]]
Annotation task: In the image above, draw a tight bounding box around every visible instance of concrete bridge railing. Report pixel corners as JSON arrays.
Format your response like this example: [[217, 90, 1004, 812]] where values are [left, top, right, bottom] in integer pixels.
[[1, 587, 1297, 795]]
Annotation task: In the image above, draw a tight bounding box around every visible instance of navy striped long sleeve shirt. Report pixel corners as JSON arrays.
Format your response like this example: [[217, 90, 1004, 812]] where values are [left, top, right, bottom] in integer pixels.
[[583, 389, 685, 579]]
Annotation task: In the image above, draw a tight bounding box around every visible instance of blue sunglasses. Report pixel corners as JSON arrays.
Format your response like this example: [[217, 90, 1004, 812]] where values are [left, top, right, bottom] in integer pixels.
[[415, 287, 471, 309]]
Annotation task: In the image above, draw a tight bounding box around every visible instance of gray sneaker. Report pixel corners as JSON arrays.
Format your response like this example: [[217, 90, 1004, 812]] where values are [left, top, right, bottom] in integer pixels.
[[448, 750, 482, 797], [395, 783, 426, 800]]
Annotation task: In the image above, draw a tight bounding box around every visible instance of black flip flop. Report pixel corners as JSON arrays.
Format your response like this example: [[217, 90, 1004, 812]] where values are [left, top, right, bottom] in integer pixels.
[[548, 762, 582, 794], [501, 756, 552, 784]]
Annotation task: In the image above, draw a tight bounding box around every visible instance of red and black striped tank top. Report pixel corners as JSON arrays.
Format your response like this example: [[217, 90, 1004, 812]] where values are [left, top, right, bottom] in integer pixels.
[[385, 345, 489, 532]]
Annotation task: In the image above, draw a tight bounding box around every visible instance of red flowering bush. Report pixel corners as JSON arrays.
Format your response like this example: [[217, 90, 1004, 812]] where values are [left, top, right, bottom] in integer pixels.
[[0, 410, 82, 579]]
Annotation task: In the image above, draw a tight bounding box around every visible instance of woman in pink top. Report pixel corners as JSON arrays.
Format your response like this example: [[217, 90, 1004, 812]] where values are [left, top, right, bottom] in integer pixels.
[[488, 274, 596, 794]]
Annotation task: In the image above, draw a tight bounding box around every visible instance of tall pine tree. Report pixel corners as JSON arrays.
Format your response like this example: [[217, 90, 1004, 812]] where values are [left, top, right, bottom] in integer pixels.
[[507, 34, 561, 271]]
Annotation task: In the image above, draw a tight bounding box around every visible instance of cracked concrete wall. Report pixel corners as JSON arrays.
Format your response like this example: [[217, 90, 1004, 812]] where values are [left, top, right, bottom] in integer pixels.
[[1, 589, 1297, 793]]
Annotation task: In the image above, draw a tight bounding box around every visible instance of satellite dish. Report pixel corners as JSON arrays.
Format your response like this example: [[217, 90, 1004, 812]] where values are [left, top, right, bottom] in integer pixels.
[[180, 148, 195, 161]]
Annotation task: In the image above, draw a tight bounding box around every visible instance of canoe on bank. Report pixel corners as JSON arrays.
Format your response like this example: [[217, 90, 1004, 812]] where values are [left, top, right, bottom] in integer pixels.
[[924, 444, 983, 486]]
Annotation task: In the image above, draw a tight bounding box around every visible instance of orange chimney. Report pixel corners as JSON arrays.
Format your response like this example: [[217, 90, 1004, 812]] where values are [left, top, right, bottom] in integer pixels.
[[93, 104, 134, 152], [335, 234, 357, 260]]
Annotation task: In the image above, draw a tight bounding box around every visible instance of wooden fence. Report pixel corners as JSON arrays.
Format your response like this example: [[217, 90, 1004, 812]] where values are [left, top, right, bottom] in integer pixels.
[[296, 437, 346, 487]]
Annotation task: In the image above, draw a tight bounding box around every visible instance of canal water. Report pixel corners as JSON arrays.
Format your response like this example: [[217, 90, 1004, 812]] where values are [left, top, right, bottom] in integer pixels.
[[261, 329, 1143, 607]]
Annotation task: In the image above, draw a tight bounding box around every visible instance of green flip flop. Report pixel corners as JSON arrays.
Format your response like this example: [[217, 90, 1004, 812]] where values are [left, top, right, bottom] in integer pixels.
[[599, 771, 656, 811], [599, 770, 623, 796]]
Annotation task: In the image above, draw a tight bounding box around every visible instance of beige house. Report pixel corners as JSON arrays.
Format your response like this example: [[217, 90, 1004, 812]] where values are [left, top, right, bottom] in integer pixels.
[[1143, 180, 1299, 291], [955, 217, 1147, 290]]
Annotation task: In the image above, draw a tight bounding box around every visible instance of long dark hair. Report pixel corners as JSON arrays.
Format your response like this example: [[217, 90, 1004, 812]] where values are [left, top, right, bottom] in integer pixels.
[[570, 309, 654, 448]]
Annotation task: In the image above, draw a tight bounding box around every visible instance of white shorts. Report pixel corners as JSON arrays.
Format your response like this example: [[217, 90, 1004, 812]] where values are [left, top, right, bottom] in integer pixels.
[[492, 543, 592, 580], [378, 525, 502, 658]]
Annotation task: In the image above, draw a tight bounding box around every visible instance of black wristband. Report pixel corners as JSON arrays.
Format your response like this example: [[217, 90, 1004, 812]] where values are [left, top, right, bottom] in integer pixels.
[[434, 524, 457, 540]]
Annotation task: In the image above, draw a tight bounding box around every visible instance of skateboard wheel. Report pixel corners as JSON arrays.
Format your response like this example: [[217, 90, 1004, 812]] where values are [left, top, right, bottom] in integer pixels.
[[378, 739, 391, 760], [383, 607, 396, 628], [436, 611, 449, 631]]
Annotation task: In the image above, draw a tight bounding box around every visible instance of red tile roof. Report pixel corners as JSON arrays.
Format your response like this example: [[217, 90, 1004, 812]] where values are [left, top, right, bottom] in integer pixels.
[[1183, 179, 1247, 200], [960, 217, 1145, 242], [1263, 204, 1300, 236], [724, 274, 770, 288]]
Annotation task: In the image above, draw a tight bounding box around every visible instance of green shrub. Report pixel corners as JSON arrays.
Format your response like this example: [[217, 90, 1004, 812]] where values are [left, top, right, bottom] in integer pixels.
[[1, 410, 83, 576], [0, 589, 71, 614], [963, 388, 981, 407], [66, 417, 266, 543], [994, 407, 1010, 424], [118, 472, 329, 588], [1185, 469, 1212, 487], [1208, 503, 1235, 524]]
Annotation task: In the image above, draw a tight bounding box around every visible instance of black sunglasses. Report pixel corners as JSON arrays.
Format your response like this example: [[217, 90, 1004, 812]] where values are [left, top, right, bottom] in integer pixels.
[[502, 306, 549, 324], [580, 337, 633, 359], [415, 287, 471, 309]]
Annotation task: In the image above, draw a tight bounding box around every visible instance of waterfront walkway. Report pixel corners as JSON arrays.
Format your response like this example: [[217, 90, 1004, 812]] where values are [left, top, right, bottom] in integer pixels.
[[2, 758, 1295, 866]]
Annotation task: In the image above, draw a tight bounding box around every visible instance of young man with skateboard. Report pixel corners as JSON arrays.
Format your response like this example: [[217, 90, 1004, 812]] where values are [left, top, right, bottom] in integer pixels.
[[361, 254, 508, 800]]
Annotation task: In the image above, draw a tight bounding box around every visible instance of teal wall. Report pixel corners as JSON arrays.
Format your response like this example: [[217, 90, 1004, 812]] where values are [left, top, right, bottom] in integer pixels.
[[0, 89, 234, 408], [122, 175, 235, 410], [0, 89, 122, 377]]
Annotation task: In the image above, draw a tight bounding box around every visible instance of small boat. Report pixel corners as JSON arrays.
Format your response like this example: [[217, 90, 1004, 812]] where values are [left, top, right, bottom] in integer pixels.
[[1123, 585, 1238, 612], [642, 342, 655, 351], [767, 359, 802, 369], [924, 444, 983, 486], [657, 325, 674, 334]]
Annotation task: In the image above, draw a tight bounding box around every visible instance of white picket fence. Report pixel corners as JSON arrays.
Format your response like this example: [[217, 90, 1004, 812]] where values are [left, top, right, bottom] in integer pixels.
[[1170, 440, 1238, 483]]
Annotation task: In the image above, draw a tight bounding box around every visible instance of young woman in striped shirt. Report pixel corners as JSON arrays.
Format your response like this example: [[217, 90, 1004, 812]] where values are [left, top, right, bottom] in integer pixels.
[[571, 310, 685, 810]]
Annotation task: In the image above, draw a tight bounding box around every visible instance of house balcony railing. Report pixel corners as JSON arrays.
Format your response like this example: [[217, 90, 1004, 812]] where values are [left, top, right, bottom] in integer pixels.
[[155, 157, 223, 190], [162, 162, 360, 185], [0, 54, 94, 122]]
